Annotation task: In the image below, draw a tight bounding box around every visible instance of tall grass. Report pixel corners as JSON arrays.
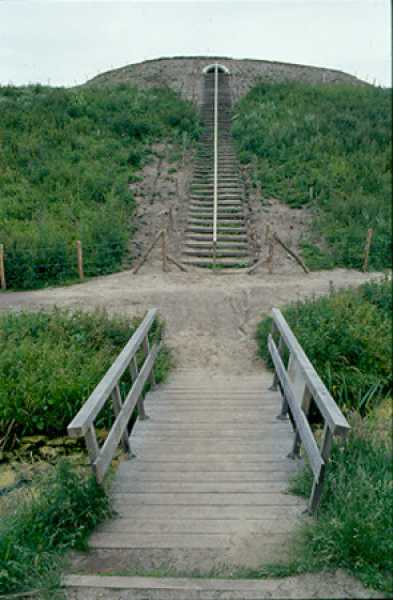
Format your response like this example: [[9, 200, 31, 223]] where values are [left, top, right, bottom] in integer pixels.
[[289, 412, 392, 594], [0, 83, 200, 289], [0, 309, 170, 443], [232, 82, 392, 270], [0, 460, 111, 596]]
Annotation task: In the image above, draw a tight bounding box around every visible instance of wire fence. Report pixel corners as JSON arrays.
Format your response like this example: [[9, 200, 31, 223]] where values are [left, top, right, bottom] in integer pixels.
[[0, 239, 139, 291]]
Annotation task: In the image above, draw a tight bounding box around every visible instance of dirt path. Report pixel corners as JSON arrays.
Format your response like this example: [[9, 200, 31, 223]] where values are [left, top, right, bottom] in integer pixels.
[[0, 264, 380, 373]]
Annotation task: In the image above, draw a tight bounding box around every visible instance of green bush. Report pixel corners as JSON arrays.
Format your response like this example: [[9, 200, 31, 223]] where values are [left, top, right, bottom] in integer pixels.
[[0, 460, 111, 595], [257, 280, 392, 413], [290, 418, 392, 593], [0, 309, 170, 440], [0, 84, 200, 289], [232, 82, 392, 270]]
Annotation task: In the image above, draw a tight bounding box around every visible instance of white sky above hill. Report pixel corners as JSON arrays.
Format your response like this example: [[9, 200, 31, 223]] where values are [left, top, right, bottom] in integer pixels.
[[0, 0, 391, 88]]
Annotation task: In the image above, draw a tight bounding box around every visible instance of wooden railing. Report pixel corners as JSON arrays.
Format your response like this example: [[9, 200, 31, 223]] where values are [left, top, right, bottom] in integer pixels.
[[68, 308, 160, 483], [268, 308, 350, 513]]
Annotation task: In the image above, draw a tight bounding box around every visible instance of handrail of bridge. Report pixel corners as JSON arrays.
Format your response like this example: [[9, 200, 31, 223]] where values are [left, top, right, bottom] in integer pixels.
[[67, 308, 159, 483], [268, 308, 350, 513], [213, 63, 218, 267]]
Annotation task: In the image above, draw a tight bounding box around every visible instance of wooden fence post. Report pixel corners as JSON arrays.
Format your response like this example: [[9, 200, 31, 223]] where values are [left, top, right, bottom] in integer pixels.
[[363, 228, 373, 272], [0, 244, 6, 290], [309, 423, 333, 513], [161, 230, 168, 272], [267, 239, 274, 274], [76, 240, 84, 280]]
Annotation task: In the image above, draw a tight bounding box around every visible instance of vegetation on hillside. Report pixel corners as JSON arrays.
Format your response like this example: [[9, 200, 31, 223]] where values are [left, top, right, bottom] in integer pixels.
[[0, 84, 200, 289], [233, 82, 392, 271], [0, 309, 170, 446], [256, 280, 392, 592], [0, 460, 111, 597]]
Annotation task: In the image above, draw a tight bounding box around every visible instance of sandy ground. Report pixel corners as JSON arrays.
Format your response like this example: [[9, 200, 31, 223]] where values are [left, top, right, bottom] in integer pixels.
[[0, 262, 381, 374]]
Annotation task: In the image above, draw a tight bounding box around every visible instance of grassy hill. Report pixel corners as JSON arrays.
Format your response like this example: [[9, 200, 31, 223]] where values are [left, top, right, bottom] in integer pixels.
[[0, 84, 199, 289], [232, 82, 392, 271]]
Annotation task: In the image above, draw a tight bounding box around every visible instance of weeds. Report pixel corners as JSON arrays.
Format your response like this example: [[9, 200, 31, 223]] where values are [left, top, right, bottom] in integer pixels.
[[0, 309, 170, 442], [257, 279, 392, 413], [232, 82, 392, 270], [289, 416, 393, 594], [0, 459, 111, 596]]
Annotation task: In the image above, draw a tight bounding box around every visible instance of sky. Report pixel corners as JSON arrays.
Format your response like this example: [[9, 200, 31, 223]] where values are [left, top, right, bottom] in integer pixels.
[[0, 0, 391, 88]]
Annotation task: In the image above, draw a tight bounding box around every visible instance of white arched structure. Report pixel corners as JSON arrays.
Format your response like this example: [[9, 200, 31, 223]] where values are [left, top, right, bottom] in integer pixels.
[[202, 63, 230, 75]]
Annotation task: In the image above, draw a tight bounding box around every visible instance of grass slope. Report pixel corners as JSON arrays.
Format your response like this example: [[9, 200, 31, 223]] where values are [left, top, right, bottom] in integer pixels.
[[0, 84, 200, 289], [232, 82, 392, 271]]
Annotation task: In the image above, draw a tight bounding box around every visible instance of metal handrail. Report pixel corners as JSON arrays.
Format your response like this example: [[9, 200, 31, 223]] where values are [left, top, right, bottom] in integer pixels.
[[213, 63, 218, 266]]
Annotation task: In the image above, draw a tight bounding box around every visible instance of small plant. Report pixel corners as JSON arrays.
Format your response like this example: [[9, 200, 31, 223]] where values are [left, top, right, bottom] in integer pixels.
[[0, 459, 111, 596]]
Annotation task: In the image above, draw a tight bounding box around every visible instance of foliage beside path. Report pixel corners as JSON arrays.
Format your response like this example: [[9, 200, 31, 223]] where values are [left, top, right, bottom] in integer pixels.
[[0, 460, 111, 597], [0, 308, 170, 448], [257, 279, 392, 593], [233, 82, 392, 271], [0, 83, 200, 289]]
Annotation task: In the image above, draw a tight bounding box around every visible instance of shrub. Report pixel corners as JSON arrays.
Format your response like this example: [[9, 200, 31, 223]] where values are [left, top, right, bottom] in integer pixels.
[[0, 460, 111, 595], [257, 280, 392, 413], [0, 84, 200, 289], [232, 82, 392, 270], [0, 309, 170, 441]]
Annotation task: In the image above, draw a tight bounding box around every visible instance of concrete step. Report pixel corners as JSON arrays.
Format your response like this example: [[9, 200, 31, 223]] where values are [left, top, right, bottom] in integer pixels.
[[185, 233, 248, 242], [183, 249, 249, 258], [182, 257, 250, 268]]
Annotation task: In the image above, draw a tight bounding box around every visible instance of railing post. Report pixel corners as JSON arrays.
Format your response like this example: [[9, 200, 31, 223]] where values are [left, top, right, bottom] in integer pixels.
[[143, 335, 156, 387], [213, 63, 218, 268], [111, 384, 131, 454], [269, 323, 280, 391], [84, 424, 100, 472], [309, 423, 333, 513], [289, 387, 312, 458], [129, 355, 147, 421]]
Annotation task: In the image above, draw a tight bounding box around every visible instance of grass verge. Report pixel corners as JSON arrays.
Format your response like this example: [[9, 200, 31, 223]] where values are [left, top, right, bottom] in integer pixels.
[[255, 279, 392, 593], [0, 308, 171, 447], [0, 460, 111, 597]]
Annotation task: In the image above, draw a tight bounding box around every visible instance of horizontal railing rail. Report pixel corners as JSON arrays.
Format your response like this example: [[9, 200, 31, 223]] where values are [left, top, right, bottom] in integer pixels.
[[268, 308, 350, 513], [68, 308, 159, 483]]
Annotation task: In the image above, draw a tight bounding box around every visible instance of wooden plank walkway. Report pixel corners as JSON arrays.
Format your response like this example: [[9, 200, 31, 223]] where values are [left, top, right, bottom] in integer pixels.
[[89, 369, 306, 574]]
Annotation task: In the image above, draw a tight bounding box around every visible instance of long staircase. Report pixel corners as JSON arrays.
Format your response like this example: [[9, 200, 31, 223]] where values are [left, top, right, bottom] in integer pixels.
[[182, 69, 250, 268]]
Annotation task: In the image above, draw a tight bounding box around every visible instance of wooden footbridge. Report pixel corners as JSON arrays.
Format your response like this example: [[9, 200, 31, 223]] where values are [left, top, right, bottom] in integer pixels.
[[65, 307, 349, 594]]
